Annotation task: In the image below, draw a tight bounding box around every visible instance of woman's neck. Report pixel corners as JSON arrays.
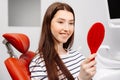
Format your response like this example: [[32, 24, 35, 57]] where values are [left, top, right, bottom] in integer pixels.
[[55, 43, 67, 55]]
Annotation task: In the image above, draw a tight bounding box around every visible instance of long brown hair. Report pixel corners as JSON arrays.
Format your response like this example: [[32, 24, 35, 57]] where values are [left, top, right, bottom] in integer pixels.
[[38, 2, 75, 80]]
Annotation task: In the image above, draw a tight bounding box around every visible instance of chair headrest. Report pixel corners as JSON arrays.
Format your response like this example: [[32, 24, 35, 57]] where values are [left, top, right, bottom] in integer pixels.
[[3, 33, 30, 53]]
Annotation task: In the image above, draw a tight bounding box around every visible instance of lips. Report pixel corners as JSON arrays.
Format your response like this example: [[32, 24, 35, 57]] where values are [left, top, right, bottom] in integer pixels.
[[60, 33, 69, 37]]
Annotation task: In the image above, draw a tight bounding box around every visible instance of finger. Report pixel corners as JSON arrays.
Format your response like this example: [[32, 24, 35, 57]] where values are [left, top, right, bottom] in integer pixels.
[[87, 60, 96, 68], [86, 66, 96, 76], [84, 54, 97, 63], [88, 66, 96, 72]]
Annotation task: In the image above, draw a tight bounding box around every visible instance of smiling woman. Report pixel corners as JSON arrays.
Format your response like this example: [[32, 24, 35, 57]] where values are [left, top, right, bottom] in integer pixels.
[[29, 2, 96, 80], [8, 0, 40, 26]]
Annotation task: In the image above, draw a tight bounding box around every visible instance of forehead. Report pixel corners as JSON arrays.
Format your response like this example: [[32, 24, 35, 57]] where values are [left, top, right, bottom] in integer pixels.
[[53, 10, 74, 20]]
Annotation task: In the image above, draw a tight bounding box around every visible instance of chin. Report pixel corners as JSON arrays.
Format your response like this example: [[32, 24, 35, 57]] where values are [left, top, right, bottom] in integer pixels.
[[58, 38, 69, 43], [62, 40, 68, 43]]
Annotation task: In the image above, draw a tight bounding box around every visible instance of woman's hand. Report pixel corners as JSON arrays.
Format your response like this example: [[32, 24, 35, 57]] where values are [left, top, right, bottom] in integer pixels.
[[78, 54, 97, 80]]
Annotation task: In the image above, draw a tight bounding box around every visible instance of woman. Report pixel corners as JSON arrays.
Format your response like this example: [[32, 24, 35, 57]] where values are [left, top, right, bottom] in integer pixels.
[[29, 2, 96, 80]]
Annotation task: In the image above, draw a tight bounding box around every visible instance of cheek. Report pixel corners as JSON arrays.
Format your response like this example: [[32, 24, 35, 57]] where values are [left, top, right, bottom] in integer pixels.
[[51, 22, 62, 33], [50, 24, 59, 36], [70, 27, 74, 34]]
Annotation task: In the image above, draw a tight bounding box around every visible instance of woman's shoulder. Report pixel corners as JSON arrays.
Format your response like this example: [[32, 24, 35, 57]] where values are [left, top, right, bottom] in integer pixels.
[[31, 54, 40, 61], [30, 53, 44, 66]]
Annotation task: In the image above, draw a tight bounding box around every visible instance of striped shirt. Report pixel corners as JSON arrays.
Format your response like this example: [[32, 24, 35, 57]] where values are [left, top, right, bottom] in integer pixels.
[[29, 49, 85, 80]]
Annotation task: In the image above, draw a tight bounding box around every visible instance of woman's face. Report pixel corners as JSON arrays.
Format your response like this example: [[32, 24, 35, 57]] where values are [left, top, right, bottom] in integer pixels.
[[51, 10, 74, 45]]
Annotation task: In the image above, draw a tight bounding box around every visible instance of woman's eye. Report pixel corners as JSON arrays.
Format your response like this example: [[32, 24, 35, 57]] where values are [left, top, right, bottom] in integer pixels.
[[69, 22, 74, 25], [58, 21, 63, 24]]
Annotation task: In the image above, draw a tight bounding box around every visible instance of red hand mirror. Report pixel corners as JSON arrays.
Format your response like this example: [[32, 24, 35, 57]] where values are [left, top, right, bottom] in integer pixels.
[[87, 22, 105, 54]]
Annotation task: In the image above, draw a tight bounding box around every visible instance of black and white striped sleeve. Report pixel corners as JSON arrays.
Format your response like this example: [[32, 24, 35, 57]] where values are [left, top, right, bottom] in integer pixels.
[[29, 55, 48, 80]]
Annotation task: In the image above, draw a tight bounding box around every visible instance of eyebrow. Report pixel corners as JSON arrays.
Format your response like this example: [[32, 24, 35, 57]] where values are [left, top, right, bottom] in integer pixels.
[[57, 18, 74, 21]]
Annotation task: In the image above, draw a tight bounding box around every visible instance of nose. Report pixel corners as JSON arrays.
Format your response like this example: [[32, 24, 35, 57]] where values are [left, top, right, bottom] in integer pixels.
[[63, 23, 69, 31]]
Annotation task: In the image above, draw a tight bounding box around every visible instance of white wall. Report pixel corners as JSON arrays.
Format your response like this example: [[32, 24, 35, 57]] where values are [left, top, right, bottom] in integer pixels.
[[0, 0, 41, 80], [0, 0, 109, 80]]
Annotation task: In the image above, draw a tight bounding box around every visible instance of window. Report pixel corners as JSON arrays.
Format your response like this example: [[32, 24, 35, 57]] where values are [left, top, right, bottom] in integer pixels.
[[8, 0, 40, 26]]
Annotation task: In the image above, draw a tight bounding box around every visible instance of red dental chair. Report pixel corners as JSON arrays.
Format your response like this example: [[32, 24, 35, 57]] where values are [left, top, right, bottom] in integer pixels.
[[2, 33, 35, 80]]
